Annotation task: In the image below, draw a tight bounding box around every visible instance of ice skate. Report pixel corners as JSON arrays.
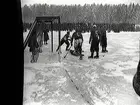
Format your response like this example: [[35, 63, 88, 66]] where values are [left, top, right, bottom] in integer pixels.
[[94, 55, 99, 59], [105, 50, 108, 52]]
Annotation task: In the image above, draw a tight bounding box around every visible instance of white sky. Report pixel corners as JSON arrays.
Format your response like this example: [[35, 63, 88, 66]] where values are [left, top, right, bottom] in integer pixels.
[[21, 0, 140, 7]]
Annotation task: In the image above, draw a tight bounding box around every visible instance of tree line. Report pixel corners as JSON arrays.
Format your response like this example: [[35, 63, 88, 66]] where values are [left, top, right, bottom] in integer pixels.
[[22, 3, 140, 24], [22, 3, 140, 32]]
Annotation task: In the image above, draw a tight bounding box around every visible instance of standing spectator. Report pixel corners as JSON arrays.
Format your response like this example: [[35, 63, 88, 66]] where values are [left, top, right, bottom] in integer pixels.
[[36, 23, 44, 53], [100, 26, 108, 53], [28, 30, 39, 63], [43, 28, 49, 45], [88, 25, 100, 59]]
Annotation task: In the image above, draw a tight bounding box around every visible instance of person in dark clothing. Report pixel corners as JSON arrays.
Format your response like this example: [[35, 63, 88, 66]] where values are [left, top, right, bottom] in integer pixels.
[[88, 25, 100, 59], [71, 29, 84, 60], [100, 26, 108, 53], [133, 60, 140, 96], [56, 31, 71, 52], [28, 30, 39, 63], [36, 24, 44, 53], [43, 29, 49, 45]]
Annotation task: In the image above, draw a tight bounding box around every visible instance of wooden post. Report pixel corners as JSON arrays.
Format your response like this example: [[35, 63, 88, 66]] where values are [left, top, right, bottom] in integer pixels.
[[58, 17, 61, 62], [51, 21, 53, 52], [24, 19, 37, 50]]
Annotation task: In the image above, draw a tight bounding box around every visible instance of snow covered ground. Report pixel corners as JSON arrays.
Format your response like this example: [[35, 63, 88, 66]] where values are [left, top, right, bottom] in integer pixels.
[[24, 30, 140, 105]]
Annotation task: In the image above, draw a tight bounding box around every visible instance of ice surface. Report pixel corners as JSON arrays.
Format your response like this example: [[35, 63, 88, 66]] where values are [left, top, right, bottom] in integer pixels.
[[24, 31, 140, 105]]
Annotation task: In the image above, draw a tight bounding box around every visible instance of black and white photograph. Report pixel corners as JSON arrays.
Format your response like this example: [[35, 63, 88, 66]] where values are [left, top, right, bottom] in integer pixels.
[[21, 0, 140, 105]]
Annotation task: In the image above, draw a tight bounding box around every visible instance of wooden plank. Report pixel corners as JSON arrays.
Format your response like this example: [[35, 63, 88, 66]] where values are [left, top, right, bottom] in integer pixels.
[[58, 18, 61, 62], [36, 16, 60, 21], [24, 19, 37, 50], [51, 21, 53, 52]]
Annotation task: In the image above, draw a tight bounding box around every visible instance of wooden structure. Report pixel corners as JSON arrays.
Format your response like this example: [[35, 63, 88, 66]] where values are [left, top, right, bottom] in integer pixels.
[[24, 16, 61, 53]]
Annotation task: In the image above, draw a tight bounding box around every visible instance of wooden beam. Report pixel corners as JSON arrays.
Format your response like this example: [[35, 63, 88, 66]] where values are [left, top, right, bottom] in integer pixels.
[[36, 16, 60, 21], [24, 19, 37, 50], [58, 17, 61, 62], [51, 21, 53, 52]]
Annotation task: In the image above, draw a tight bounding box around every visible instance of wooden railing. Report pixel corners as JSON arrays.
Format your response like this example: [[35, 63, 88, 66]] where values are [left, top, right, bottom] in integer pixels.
[[24, 19, 37, 50]]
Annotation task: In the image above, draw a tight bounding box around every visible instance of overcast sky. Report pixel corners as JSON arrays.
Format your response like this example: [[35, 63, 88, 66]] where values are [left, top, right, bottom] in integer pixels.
[[21, 0, 140, 7]]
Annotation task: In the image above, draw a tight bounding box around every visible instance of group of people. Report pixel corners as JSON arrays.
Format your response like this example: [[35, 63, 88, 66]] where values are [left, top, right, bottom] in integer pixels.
[[56, 25, 108, 60], [88, 25, 108, 59], [27, 24, 108, 63]]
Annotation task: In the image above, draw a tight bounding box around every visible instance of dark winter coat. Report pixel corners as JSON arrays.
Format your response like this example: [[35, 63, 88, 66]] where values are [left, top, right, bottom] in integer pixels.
[[133, 60, 140, 96], [100, 29, 107, 47], [43, 29, 49, 41], [89, 30, 99, 52], [28, 32, 39, 52]]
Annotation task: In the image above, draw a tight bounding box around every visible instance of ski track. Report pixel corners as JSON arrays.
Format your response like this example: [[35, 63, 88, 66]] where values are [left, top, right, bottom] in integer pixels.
[[24, 31, 140, 105]]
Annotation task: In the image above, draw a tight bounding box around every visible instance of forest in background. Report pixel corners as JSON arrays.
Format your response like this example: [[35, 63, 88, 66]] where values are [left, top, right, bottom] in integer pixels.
[[22, 3, 140, 32]]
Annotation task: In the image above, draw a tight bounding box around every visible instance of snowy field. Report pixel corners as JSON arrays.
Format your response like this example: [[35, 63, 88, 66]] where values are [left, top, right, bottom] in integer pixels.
[[24, 30, 140, 105]]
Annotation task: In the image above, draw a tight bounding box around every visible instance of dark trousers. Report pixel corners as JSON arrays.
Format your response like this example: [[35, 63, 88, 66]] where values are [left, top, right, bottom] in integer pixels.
[[44, 34, 49, 44], [101, 38, 107, 52], [31, 48, 39, 63], [90, 41, 99, 57]]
